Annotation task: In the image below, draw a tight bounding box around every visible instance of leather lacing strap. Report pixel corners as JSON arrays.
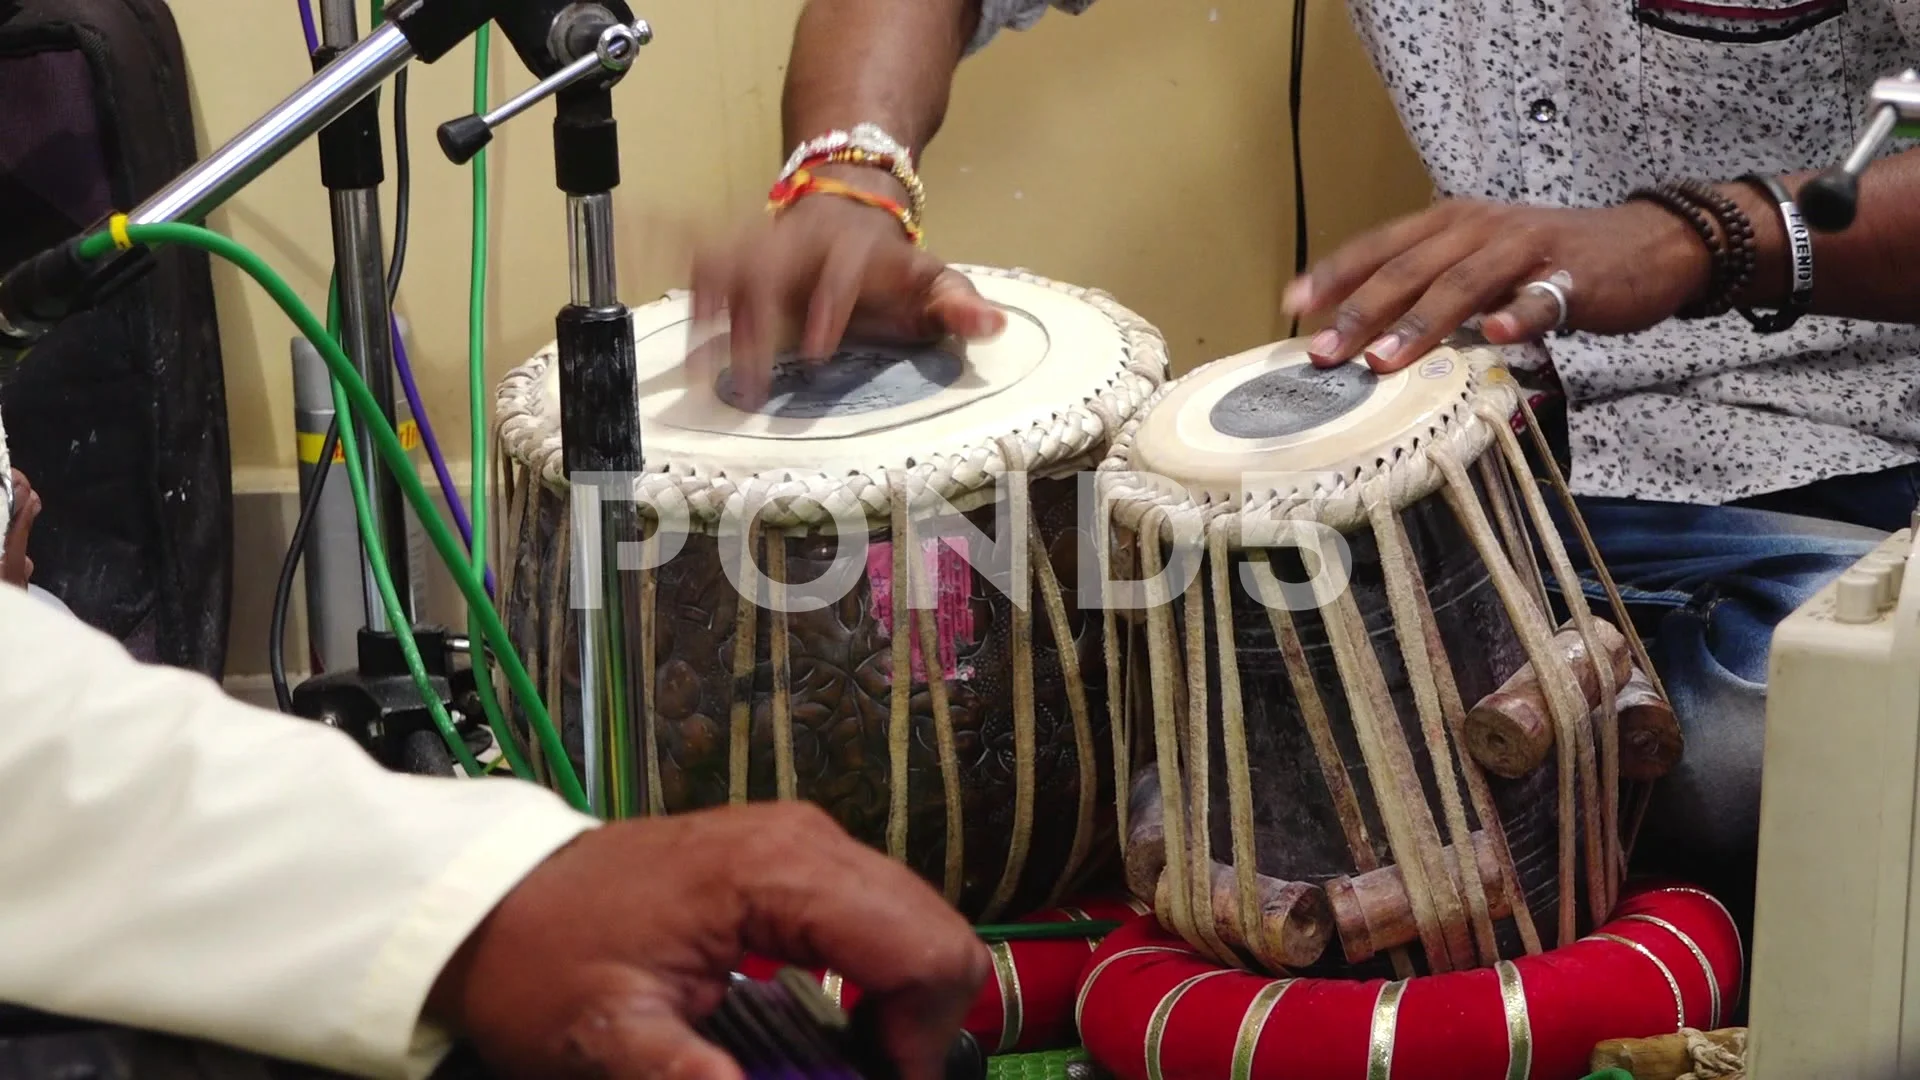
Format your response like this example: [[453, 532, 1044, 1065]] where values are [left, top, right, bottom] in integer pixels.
[[726, 510, 763, 806], [1242, 546, 1410, 977], [1299, 521, 1473, 973], [1435, 451, 1589, 948], [905, 520, 966, 905], [1032, 509, 1098, 907], [1139, 509, 1208, 960], [1366, 479, 1499, 967], [1387, 515, 1542, 957], [1174, 508, 1234, 965], [886, 474, 913, 860], [1478, 454, 1550, 617], [1510, 391, 1663, 868], [1098, 507, 1133, 859], [1243, 550, 1377, 865], [1483, 407, 1619, 915], [1208, 524, 1267, 967], [766, 532, 796, 802], [983, 435, 1040, 921]]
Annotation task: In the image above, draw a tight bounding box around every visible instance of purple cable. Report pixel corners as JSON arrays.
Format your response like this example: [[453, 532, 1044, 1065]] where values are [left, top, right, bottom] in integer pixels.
[[299, 0, 495, 594], [391, 325, 498, 596]]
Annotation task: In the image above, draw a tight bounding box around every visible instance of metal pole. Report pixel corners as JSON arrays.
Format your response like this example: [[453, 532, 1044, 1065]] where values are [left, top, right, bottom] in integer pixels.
[[319, 0, 413, 629], [568, 193, 618, 306], [563, 190, 645, 818], [129, 25, 412, 228]]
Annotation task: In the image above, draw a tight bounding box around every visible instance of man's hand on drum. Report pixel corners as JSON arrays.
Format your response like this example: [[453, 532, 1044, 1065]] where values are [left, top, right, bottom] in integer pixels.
[[1282, 198, 1714, 372], [428, 802, 988, 1080], [689, 168, 1005, 406]]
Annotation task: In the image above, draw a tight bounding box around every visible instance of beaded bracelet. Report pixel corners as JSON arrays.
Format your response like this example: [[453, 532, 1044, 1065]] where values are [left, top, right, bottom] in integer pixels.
[[795, 146, 928, 227], [767, 168, 926, 247], [1627, 180, 1756, 319]]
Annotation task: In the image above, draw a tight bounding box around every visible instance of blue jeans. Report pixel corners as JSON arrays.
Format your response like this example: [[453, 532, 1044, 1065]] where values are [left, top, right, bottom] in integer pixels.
[[1544, 476, 1905, 873]]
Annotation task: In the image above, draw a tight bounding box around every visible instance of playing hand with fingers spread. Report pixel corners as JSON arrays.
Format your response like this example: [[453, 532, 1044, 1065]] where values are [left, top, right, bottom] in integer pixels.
[[1281, 198, 1715, 373], [690, 164, 1006, 409]]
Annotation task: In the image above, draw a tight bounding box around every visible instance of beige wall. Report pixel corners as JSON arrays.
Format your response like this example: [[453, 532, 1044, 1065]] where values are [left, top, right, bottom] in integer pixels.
[[168, 0, 1431, 493]]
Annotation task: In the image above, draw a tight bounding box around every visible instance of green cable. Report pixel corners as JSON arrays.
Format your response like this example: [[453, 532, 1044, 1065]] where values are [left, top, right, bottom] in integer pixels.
[[322, 281, 482, 777], [78, 224, 589, 811], [462, 24, 541, 785], [974, 921, 1123, 943]]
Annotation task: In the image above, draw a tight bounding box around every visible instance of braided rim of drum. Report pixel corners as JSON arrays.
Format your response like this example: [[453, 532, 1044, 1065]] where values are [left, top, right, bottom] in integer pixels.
[[493, 265, 1169, 531], [1097, 345, 1512, 542], [1087, 347, 1672, 983]]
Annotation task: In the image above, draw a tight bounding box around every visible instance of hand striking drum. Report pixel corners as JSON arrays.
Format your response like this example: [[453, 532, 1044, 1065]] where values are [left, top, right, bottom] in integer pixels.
[[494, 266, 1167, 921], [1096, 340, 1671, 977]]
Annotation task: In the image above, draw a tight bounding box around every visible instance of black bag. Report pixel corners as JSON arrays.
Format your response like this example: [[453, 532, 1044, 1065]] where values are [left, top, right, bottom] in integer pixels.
[[0, 0, 231, 674]]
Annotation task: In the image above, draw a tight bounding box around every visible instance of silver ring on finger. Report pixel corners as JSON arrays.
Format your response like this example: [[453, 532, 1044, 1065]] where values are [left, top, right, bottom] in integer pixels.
[[1522, 270, 1574, 332]]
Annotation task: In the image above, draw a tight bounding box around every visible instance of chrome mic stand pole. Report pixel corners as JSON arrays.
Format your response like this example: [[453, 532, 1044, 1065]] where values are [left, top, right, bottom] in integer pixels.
[[438, 11, 650, 815], [318, 0, 413, 628]]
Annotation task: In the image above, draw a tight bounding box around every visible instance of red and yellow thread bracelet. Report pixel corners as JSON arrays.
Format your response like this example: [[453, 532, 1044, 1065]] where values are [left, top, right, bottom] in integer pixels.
[[791, 147, 927, 226], [767, 168, 925, 248]]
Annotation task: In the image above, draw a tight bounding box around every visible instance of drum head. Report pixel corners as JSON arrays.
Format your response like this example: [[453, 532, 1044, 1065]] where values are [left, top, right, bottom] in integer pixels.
[[1125, 340, 1477, 506], [537, 270, 1130, 479]]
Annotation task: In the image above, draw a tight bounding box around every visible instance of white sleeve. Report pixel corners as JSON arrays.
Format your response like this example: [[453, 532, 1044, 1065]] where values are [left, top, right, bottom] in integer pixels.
[[0, 584, 598, 1080], [968, 0, 1098, 54]]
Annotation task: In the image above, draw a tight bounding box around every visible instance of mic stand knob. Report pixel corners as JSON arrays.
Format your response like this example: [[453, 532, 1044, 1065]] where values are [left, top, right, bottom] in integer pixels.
[[436, 18, 649, 165], [1807, 68, 1920, 232]]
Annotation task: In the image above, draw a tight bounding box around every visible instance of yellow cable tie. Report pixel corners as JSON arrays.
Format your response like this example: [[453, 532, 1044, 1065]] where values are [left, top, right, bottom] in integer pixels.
[[107, 214, 134, 252]]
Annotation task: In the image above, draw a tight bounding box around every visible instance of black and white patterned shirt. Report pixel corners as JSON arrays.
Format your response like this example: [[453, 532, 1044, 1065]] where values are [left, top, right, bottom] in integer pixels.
[[975, 0, 1920, 504]]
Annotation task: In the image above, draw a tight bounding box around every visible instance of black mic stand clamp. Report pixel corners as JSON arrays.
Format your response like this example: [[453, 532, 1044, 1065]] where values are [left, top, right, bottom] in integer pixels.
[[297, 7, 650, 777], [1801, 69, 1920, 233]]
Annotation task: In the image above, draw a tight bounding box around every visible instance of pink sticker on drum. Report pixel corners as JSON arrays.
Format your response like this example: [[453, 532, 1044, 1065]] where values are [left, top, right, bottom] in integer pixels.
[[868, 538, 976, 682], [1418, 356, 1455, 379]]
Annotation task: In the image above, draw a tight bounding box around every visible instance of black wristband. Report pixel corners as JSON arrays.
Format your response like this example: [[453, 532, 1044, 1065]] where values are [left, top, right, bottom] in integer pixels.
[[1736, 173, 1814, 334]]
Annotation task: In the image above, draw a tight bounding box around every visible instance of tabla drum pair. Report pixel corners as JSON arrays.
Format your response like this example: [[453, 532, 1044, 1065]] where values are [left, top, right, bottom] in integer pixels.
[[493, 266, 1167, 920]]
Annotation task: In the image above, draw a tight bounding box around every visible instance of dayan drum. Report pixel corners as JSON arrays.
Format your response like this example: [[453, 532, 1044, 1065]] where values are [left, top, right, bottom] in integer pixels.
[[494, 266, 1167, 920], [1096, 341, 1669, 978]]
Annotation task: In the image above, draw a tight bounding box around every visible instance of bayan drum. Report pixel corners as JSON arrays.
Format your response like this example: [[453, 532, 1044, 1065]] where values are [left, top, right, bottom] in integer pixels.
[[1096, 340, 1665, 978], [494, 266, 1167, 920]]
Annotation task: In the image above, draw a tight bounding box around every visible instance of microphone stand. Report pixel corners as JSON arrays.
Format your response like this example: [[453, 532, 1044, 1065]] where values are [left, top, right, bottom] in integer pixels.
[[0, 0, 652, 783]]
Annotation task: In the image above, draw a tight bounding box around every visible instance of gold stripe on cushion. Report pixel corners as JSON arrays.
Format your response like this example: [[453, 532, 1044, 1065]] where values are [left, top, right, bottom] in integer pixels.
[[1230, 979, 1296, 1080], [1496, 960, 1532, 1080], [1645, 886, 1743, 986], [1075, 946, 1191, 1033], [1144, 970, 1235, 1080], [989, 941, 1024, 1053], [819, 971, 845, 1009], [1367, 981, 1409, 1080], [1622, 912, 1722, 1027], [1589, 932, 1685, 1026]]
